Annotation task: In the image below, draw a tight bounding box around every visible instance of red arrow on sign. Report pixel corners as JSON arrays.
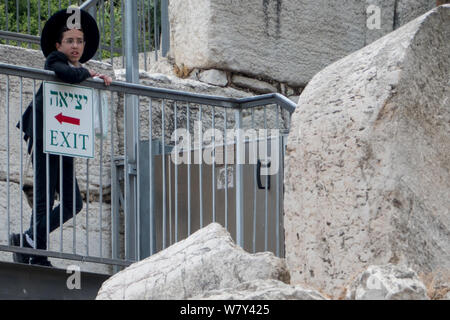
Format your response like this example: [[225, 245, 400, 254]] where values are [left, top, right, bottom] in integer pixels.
[[55, 112, 80, 126]]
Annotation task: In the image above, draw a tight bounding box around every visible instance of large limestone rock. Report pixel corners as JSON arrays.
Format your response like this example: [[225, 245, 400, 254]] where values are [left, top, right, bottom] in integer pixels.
[[345, 264, 429, 300], [96, 223, 290, 300], [284, 5, 450, 298], [192, 279, 327, 300], [169, 0, 437, 87]]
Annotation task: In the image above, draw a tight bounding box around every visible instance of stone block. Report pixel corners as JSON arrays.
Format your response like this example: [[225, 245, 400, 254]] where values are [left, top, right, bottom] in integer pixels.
[[198, 69, 228, 87], [96, 223, 290, 299], [169, 0, 437, 87], [284, 5, 450, 298], [232, 75, 278, 94]]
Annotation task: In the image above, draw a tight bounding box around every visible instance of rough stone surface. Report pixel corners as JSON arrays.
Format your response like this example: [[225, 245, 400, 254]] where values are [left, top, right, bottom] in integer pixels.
[[418, 270, 450, 300], [284, 6, 450, 298], [96, 223, 290, 300], [198, 69, 228, 87], [187, 68, 201, 81], [192, 279, 327, 300], [232, 75, 278, 94], [346, 265, 429, 300], [396, 0, 436, 27], [169, 0, 437, 87]]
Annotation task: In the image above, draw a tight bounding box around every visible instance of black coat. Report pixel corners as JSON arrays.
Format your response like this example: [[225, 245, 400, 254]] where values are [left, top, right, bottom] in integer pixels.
[[17, 51, 91, 154]]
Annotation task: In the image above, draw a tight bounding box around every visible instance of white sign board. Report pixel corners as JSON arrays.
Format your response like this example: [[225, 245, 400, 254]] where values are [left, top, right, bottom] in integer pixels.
[[43, 81, 94, 158]]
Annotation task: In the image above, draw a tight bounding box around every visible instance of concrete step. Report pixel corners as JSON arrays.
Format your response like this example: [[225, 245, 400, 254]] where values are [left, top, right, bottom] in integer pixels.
[[0, 261, 110, 300]]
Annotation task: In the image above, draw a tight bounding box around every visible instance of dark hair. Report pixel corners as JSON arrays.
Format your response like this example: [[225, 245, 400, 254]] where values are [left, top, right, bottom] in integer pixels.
[[56, 26, 84, 44]]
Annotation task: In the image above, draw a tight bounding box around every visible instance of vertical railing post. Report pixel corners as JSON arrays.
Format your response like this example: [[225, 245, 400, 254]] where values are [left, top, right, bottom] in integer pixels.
[[160, 0, 170, 57], [124, 0, 139, 261], [234, 108, 244, 248], [84, 1, 98, 60]]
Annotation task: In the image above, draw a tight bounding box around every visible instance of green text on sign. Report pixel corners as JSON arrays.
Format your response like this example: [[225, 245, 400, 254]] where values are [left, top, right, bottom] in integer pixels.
[[43, 81, 94, 159]]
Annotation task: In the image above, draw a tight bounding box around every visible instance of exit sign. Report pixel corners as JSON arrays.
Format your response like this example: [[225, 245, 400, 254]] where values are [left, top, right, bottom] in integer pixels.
[[43, 81, 94, 158]]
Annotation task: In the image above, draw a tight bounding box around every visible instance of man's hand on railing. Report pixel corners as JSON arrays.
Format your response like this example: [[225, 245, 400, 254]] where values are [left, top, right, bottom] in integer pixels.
[[89, 69, 112, 86]]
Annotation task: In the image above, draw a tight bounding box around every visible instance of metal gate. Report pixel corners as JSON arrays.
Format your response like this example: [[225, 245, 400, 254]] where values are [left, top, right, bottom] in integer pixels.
[[131, 135, 287, 259]]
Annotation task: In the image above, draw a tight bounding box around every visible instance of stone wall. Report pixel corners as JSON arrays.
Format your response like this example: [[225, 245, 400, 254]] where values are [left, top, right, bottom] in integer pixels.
[[106, 52, 303, 104], [169, 0, 437, 87]]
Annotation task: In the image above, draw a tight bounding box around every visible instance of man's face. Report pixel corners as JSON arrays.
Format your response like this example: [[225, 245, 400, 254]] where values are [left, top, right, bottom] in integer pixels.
[[55, 29, 85, 65]]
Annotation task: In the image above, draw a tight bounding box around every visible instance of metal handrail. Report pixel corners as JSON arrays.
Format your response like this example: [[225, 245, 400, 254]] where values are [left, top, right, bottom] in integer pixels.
[[0, 244, 132, 267], [0, 62, 297, 111], [0, 31, 40, 45], [0, 61, 294, 268], [80, 0, 99, 11]]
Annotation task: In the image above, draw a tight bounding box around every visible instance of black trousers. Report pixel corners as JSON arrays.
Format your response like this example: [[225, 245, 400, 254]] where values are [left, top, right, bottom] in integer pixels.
[[25, 139, 83, 250]]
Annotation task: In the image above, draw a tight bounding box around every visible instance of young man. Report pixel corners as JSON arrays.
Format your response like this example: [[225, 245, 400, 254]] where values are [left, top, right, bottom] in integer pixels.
[[10, 8, 112, 267]]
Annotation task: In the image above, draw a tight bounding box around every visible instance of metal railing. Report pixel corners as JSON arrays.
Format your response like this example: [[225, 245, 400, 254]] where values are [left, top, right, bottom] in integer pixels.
[[0, 62, 296, 272], [0, 0, 169, 70]]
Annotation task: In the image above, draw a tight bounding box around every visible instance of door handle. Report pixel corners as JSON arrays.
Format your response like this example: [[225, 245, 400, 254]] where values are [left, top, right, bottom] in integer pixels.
[[257, 159, 270, 190]]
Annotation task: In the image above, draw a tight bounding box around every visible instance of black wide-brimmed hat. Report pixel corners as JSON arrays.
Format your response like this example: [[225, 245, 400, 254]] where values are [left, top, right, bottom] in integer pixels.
[[41, 8, 99, 63]]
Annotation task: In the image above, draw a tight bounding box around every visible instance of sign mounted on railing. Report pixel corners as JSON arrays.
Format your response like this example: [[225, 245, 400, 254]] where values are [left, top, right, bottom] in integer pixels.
[[43, 81, 94, 158]]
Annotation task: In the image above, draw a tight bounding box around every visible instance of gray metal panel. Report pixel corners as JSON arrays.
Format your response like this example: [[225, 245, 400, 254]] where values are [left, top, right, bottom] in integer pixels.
[[138, 137, 285, 257], [138, 139, 161, 259], [161, 0, 170, 57]]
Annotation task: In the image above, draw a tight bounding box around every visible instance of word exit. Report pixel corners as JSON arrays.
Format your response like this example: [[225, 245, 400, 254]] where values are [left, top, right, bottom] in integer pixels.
[[49, 130, 89, 150], [44, 81, 94, 159]]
